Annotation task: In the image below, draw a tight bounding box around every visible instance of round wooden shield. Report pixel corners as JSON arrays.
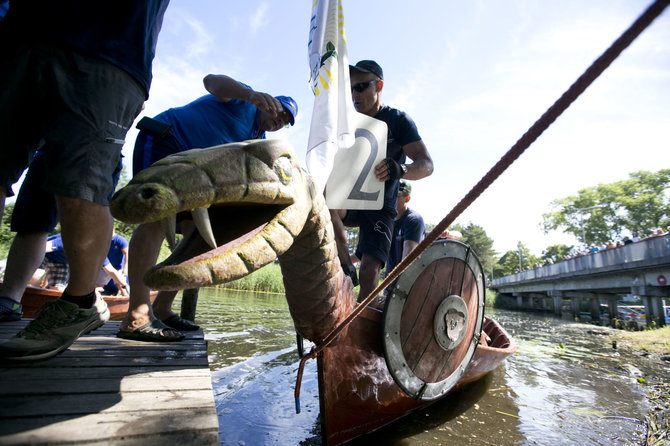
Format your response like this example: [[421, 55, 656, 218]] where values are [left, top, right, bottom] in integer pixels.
[[382, 240, 485, 401]]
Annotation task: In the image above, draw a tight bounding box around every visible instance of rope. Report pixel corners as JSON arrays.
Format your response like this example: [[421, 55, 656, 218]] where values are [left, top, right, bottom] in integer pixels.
[[294, 0, 669, 412]]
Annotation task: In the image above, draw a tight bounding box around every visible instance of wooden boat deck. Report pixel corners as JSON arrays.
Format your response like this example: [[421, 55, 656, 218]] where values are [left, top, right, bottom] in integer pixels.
[[0, 320, 219, 445]]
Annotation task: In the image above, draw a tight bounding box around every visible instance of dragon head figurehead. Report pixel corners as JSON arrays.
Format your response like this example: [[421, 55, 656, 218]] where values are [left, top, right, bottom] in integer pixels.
[[110, 139, 354, 342]]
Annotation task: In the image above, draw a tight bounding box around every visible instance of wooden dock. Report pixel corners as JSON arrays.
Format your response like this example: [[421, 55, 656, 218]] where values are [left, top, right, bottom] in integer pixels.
[[0, 320, 219, 445]]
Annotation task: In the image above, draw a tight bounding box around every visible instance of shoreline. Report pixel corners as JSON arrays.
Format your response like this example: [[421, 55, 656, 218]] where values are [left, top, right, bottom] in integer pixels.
[[608, 326, 669, 444]]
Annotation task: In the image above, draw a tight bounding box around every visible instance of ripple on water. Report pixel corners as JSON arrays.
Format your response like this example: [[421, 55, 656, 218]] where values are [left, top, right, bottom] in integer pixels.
[[185, 290, 664, 445]]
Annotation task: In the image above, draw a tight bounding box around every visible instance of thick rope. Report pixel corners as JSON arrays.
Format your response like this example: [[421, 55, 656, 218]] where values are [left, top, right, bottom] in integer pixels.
[[294, 0, 669, 410]]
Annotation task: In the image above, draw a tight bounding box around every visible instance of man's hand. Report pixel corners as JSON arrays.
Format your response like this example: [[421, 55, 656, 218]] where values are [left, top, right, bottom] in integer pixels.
[[248, 91, 282, 116], [375, 157, 404, 182]]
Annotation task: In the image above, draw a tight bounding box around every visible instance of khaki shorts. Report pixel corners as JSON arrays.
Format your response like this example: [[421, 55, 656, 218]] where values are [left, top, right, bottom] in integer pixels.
[[0, 44, 145, 205]]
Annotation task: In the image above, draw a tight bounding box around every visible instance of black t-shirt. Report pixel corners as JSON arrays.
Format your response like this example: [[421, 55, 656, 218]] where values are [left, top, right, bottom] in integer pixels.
[[0, 0, 169, 96], [374, 105, 421, 215], [387, 208, 426, 273]]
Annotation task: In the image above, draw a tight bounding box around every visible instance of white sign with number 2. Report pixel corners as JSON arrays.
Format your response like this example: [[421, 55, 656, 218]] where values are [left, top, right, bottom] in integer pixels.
[[325, 111, 387, 210]]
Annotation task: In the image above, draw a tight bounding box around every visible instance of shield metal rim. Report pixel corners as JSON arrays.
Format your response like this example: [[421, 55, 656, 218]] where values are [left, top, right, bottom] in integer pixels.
[[382, 240, 485, 401]]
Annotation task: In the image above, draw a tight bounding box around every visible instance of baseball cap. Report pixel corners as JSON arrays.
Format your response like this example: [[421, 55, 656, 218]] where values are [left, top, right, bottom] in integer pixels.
[[350, 60, 383, 80], [275, 95, 298, 125], [398, 181, 411, 194]]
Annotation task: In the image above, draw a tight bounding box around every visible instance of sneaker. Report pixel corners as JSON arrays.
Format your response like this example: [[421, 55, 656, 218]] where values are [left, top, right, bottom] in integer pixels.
[[0, 297, 23, 322], [0, 294, 110, 362], [341, 263, 359, 287]]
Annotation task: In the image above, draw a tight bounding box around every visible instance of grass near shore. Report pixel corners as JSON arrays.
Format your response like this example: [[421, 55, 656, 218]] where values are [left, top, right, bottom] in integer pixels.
[[610, 325, 670, 358], [221, 262, 285, 294]]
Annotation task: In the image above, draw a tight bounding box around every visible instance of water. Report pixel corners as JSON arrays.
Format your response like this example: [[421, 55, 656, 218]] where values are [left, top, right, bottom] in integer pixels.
[[188, 288, 668, 445]]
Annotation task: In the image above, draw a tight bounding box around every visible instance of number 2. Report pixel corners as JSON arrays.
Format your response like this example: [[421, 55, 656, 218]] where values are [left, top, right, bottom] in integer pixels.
[[347, 128, 380, 202]]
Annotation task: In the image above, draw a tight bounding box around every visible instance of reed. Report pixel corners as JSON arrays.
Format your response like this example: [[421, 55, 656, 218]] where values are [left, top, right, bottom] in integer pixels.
[[222, 262, 285, 294]]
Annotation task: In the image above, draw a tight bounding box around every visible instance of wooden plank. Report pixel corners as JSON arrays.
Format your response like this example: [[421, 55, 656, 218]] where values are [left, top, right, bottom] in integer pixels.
[[0, 320, 219, 445], [0, 408, 219, 445], [1, 389, 216, 417], [1, 376, 214, 395], [0, 367, 210, 380]]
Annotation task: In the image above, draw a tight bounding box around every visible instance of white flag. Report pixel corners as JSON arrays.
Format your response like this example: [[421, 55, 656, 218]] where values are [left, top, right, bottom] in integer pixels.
[[306, 0, 355, 193]]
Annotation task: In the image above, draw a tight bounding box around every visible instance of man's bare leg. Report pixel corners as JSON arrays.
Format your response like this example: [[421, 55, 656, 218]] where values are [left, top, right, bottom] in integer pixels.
[[329, 209, 353, 266], [121, 221, 164, 331], [358, 253, 382, 303], [0, 231, 48, 302], [120, 222, 181, 338], [57, 197, 111, 297]]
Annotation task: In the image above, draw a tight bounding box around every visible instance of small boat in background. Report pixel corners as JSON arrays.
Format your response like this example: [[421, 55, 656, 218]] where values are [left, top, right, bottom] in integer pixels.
[[19, 285, 157, 321]]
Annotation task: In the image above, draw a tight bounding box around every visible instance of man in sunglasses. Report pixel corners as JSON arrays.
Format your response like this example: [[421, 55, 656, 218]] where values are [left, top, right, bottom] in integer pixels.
[[330, 60, 434, 303], [118, 74, 298, 342]]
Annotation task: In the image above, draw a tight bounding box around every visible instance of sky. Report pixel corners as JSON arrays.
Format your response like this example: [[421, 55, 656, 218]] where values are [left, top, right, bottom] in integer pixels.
[[121, 0, 669, 257]]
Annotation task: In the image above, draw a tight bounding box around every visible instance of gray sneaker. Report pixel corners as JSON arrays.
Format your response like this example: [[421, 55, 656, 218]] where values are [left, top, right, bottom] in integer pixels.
[[0, 295, 110, 362], [0, 297, 22, 322]]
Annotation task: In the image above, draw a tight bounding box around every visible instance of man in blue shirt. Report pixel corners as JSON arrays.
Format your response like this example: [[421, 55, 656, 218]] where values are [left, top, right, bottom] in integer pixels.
[[386, 181, 426, 275], [98, 230, 130, 296], [118, 73, 298, 342], [0, 1, 169, 361]]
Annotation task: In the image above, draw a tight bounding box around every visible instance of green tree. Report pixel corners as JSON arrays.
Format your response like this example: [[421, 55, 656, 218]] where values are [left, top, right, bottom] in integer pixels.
[[495, 242, 538, 276], [542, 244, 572, 263], [495, 250, 521, 276], [541, 169, 669, 244], [451, 222, 496, 274], [0, 204, 15, 259]]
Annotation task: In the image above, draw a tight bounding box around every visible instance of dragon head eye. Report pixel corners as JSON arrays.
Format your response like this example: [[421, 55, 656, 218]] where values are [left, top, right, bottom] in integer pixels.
[[274, 156, 293, 184]]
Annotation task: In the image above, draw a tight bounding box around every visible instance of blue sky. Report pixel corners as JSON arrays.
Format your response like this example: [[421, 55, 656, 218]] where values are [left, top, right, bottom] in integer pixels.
[[127, 0, 669, 256]]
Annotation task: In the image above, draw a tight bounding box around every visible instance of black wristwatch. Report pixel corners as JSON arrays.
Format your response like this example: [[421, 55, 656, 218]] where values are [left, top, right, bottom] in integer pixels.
[[400, 164, 408, 177]]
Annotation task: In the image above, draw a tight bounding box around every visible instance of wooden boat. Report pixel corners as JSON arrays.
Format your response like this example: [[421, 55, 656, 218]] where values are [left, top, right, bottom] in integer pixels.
[[19, 285, 157, 321], [315, 240, 517, 445]]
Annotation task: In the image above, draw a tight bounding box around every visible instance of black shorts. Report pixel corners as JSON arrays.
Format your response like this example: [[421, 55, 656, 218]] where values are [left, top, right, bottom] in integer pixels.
[[343, 209, 394, 267], [132, 130, 191, 226], [132, 129, 182, 176], [0, 44, 144, 205], [11, 152, 124, 233]]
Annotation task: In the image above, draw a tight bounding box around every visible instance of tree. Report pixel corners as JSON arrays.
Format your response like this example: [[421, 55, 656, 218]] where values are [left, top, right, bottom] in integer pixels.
[[451, 222, 496, 274], [494, 242, 538, 276], [0, 204, 15, 259], [541, 169, 669, 244], [542, 244, 572, 263], [496, 250, 522, 277]]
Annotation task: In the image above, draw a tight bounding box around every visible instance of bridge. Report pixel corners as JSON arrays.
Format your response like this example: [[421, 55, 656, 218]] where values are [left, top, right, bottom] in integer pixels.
[[490, 234, 670, 328]]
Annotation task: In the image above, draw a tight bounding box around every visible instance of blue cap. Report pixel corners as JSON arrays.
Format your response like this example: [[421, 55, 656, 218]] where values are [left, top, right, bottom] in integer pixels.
[[275, 95, 298, 126]]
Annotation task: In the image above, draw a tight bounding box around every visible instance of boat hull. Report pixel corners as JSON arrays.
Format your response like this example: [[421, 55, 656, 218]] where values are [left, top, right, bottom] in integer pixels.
[[317, 311, 515, 445], [19, 286, 157, 321]]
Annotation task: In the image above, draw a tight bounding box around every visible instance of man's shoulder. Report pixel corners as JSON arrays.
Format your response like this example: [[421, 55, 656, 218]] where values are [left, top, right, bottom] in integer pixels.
[[111, 234, 129, 246], [405, 209, 425, 224], [377, 105, 410, 120]]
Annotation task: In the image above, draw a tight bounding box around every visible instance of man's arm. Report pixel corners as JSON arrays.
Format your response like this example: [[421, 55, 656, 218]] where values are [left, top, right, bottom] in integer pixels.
[[202, 74, 283, 116], [374, 139, 434, 182], [121, 247, 129, 277], [402, 239, 420, 259], [102, 263, 129, 297]]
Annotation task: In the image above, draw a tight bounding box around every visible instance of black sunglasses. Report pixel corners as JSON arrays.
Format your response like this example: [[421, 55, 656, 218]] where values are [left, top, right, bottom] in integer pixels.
[[351, 80, 378, 93]]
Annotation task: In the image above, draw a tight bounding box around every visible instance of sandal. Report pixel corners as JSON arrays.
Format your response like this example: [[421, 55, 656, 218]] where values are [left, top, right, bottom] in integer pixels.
[[162, 314, 200, 331], [116, 319, 184, 342]]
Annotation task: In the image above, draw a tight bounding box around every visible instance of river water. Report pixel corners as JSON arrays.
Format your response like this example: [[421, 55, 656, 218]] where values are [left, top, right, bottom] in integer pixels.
[[190, 287, 668, 445]]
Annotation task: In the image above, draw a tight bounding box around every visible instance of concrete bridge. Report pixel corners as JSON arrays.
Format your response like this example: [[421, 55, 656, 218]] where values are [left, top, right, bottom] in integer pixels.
[[491, 234, 670, 328]]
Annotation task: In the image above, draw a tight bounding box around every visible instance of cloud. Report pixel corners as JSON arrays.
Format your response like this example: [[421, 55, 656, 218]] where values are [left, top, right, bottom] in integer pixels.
[[249, 2, 271, 32]]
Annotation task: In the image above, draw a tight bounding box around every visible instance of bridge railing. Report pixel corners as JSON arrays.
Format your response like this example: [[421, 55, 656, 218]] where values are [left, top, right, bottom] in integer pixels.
[[492, 234, 670, 287]]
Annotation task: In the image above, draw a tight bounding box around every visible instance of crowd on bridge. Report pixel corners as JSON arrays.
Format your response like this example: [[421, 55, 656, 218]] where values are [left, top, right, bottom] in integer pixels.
[[518, 226, 670, 273]]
